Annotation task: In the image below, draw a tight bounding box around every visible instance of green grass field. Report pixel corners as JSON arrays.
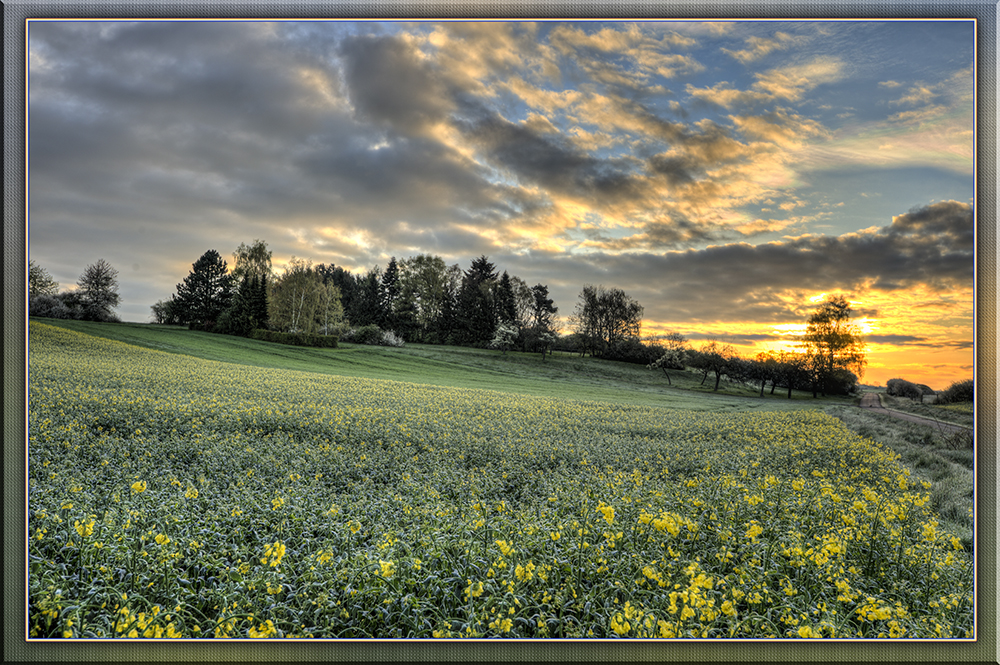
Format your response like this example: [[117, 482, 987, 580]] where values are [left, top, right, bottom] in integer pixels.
[[26, 320, 975, 640], [31, 318, 851, 410]]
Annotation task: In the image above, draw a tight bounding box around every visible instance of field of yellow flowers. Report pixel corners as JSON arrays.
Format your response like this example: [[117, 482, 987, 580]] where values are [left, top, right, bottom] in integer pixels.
[[27, 322, 973, 639]]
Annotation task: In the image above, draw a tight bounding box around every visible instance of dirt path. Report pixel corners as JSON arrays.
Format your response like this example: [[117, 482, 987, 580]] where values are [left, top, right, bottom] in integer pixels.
[[858, 393, 971, 435]]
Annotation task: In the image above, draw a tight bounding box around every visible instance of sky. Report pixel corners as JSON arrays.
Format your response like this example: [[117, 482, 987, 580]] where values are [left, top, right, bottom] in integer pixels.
[[27, 19, 976, 389]]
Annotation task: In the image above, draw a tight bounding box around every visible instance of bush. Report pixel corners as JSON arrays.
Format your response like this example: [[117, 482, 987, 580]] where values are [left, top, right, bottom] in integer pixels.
[[250, 329, 338, 348], [603, 338, 660, 365], [551, 333, 583, 354], [826, 369, 860, 396], [886, 378, 923, 400], [381, 330, 405, 348], [939, 379, 974, 404], [344, 324, 383, 346], [29, 295, 72, 320], [339, 325, 404, 347]]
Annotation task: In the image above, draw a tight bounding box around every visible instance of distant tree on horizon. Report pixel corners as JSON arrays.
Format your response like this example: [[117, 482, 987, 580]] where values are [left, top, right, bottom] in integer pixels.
[[231, 239, 273, 285], [76, 258, 122, 322], [571, 285, 643, 357], [379, 257, 402, 332], [350, 267, 383, 328], [454, 255, 498, 346], [524, 283, 559, 359], [173, 250, 233, 329], [397, 254, 461, 343], [690, 340, 738, 392], [647, 332, 687, 385], [802, 295, 867, 398], [28, 260, 59, 297], [269, 257, 324, 334]]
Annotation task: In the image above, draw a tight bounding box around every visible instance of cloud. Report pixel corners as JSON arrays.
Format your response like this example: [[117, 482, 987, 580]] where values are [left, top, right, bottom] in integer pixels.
[[890, 84, 937, 107], [722, 31, 804, 63], [520, 200, 974, 328], [548, 23, 703, 89], [730, 109, 829, 148], [337, 33, 453, 135], [687, 57, 844, 110], [866, 334, 928, 345], [25, 18, 975, 350]]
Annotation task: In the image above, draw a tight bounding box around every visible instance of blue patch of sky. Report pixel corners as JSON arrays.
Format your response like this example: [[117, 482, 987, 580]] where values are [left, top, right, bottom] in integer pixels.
[[792, 165, 972, 236]]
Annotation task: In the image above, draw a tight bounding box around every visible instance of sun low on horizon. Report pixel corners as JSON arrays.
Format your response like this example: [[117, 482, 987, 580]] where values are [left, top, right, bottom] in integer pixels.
[[27, 19, 976, 391]]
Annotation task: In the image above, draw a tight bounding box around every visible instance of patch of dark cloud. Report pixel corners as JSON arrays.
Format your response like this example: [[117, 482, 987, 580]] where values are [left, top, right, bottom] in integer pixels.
[[337, 34, 452, 135], [887, 199, 974, 249], [866, 334, 928, 345], [684, 332, 781, 344], [648, 155, 699, 187], [295, 131, 507, 228], [591, 215, 719, 251], [459, 113, 644, 205], [31, 21, 334, 139]]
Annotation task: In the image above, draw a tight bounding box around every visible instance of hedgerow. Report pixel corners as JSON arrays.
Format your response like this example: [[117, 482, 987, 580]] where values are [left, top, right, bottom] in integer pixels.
[[250, 329, 338, 348]]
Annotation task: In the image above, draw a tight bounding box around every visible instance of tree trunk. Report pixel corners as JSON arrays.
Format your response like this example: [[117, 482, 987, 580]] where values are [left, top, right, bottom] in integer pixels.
[[661, 367, 672, 385]]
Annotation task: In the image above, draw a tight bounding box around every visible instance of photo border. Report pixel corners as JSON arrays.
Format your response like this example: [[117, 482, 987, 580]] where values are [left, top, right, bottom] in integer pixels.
[[5, 2, 995, 662]]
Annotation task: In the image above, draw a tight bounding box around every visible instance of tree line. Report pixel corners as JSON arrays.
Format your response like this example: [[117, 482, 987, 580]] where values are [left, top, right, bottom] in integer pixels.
[[149, 242, 562, 357], [29, 244, 872, 397], [642, 296, 868, 398]]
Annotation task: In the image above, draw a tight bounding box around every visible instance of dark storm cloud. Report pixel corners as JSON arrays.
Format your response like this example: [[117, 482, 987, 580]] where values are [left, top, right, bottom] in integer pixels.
[[683, 332, 780, 345], [588, 216, 719, 250]]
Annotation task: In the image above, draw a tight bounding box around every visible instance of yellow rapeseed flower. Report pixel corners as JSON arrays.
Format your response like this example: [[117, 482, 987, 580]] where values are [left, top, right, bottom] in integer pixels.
[[596, 501, 615, 525], [260, 541, 286, 567], [74, 519, 94, 537], [248, 619, 277, 638]]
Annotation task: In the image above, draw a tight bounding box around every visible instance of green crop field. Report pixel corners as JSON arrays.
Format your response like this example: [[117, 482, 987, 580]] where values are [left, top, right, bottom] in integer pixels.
[[27, 321, 974, 640]]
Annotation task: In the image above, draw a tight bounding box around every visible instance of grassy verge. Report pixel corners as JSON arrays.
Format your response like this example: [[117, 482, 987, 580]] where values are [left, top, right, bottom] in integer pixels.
[[825, 406, 974, 549], [878, 394, 974, 430]]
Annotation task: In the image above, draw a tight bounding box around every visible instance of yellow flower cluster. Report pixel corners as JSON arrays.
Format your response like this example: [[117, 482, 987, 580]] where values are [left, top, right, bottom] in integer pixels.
[[260, 541, 286, 568]]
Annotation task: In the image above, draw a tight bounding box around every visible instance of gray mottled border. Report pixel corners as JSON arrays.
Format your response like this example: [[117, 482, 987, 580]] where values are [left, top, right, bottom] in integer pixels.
[[5, 2, 996, 662]]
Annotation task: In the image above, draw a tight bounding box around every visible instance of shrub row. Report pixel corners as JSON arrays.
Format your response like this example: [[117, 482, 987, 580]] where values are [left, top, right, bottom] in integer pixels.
[[340, 324, 405, 347], [29, 294, 121, 323], [250, 329, 338, 348], [938, 379, 974, 404], [886, 378, 934, 400]]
